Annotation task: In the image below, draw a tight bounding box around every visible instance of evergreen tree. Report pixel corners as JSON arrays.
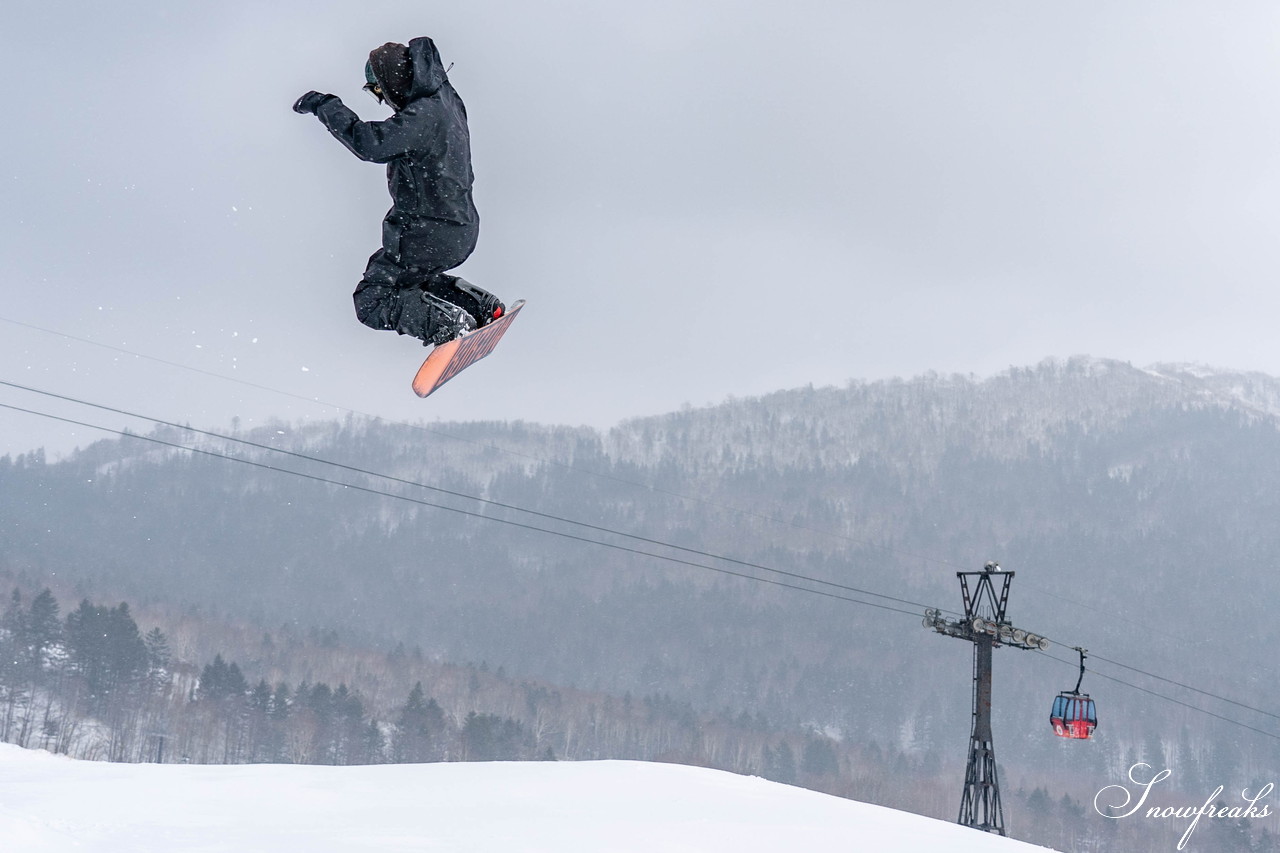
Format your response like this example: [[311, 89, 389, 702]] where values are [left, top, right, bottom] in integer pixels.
[[23, 589, 61, 681], [1, 589, 19, 636], [1142, 728, 1167, 773], [463, 711, 528, 761], [60, 600, 148, 759], [360, 719, 386, 764], [393, 682, 445, 763], [1026, 786, 1052, 817], [143, 628, 171, 686], [763, 741, 797, 785], [332, 685, 366, 765], [225, 662, 248, 698], [270, 683, 292, 722], [198, 655, 232, 702], [196, 657, 250, 763], [800, 735, 840, 779], [246, 679, 274, 762], [249, 680, 272, 714], [0, 590, 25, 742], [65, 600, 147, 708]]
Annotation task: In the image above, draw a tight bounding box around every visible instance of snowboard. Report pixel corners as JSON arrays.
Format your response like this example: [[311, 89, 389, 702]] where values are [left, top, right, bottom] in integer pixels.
[[412, 299, 526, 398]]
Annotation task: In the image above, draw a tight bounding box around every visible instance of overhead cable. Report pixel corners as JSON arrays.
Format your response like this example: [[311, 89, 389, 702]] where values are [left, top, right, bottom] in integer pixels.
[[0, 378, 938, 614]]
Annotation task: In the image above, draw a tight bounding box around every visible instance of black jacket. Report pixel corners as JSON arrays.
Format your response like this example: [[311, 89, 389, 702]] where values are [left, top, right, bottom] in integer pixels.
[[314, 38, 478, 229]]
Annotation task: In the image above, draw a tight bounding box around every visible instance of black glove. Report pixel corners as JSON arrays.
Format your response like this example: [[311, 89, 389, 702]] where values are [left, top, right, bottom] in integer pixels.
[[293, 91, 334, 115]]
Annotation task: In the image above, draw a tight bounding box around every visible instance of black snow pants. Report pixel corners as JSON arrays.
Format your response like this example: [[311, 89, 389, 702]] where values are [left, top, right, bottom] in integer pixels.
[[352, 214, 479, 342]]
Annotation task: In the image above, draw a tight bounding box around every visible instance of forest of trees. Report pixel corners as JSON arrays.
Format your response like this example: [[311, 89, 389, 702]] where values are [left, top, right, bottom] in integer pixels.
[[0, 585, 863, 781]]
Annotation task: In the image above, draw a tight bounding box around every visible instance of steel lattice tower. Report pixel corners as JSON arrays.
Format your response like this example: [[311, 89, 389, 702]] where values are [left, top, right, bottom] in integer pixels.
[[923, 562, 1049, 837]]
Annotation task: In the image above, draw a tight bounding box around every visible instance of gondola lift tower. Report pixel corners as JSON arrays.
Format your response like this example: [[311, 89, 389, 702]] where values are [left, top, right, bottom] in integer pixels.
[[923, 561, 1050, 837]]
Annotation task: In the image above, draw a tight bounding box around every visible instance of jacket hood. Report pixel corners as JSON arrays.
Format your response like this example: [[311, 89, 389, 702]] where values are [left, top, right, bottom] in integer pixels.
[[368, 37, 448, 109], [404, 37, 448, 102]]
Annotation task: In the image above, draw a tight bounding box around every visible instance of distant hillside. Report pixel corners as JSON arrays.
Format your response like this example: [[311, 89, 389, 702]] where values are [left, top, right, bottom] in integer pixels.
[[4, 356, 1280, 850]]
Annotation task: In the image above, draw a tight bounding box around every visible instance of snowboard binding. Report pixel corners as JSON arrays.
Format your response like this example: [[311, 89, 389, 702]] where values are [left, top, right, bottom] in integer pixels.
[[424, 275, 505, 328], [420, 291, 477, 346]]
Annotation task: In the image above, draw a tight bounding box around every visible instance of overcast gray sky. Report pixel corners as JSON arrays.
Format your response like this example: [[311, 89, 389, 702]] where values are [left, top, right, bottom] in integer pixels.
[[3, 1, 1279, 456]]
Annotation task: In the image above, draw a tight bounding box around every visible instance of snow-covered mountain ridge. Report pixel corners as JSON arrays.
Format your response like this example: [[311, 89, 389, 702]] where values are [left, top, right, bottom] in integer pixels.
[[1143, 361, 1280, 420], [603, 356, 1280, 474], [57, 356, 1280, 484]]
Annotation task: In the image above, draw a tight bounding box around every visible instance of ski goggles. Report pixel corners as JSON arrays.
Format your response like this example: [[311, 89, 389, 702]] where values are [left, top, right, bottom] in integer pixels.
[[363, 81, 386, 104]]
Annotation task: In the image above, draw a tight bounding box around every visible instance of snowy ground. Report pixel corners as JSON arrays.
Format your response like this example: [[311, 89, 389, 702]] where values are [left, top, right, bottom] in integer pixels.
[[0, 744, 1049, 852]]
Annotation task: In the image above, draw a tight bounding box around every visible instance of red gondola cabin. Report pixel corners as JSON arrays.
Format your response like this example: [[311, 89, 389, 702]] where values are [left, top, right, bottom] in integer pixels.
[[1050, 693, 1097, 739]]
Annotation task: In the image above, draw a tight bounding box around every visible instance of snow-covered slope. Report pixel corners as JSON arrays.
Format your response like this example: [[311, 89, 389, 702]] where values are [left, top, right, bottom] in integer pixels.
[[0, 744, 1047, 852]]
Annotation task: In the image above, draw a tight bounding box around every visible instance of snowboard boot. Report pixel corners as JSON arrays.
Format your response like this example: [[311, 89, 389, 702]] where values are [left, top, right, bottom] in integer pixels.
[[426, 275, 506, 328], [417, 292, 477, 346]]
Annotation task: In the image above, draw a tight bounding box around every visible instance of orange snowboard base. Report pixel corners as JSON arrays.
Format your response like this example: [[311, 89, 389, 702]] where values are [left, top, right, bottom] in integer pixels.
[[412, 300, 525, 398]]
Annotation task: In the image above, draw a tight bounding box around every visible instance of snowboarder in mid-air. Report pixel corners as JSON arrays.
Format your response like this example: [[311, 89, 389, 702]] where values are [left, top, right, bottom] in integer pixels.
[[294, 37, 505, 347]]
